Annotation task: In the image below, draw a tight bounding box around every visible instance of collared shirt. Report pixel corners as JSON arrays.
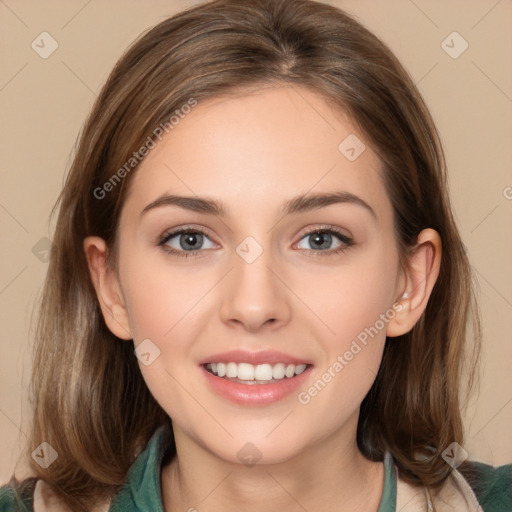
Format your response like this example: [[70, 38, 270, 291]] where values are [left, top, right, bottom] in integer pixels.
[[1, 424, 511, 511], [106, 425, 399, 512]]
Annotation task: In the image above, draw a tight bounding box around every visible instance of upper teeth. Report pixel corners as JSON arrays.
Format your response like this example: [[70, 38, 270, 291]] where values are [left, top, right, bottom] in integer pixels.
[[206, 362, 307, 381]]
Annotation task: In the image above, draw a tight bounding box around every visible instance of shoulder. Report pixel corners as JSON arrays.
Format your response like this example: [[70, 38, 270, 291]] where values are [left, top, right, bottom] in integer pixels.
[[0, 479, 110, 512], [395, 459, 512, 512], [0, 478, 36, 511], [0, 425, 171, 512], [0, 478, 70, 512], [458, 459, 512, 512]]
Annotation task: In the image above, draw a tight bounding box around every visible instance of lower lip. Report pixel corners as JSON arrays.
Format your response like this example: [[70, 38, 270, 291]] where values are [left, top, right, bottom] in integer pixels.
[[200, 365, 313, 406]]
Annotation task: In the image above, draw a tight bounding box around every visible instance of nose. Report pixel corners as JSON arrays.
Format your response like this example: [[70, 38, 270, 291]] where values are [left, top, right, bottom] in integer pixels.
[[219, 243, 292, 333]]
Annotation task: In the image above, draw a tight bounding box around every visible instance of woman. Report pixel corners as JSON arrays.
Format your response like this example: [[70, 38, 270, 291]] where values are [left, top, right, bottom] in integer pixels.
[[1, 0, 510, 510]]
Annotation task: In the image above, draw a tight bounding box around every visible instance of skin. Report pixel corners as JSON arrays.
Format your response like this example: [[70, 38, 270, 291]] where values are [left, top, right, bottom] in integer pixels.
[[85, 85, 441, 512]]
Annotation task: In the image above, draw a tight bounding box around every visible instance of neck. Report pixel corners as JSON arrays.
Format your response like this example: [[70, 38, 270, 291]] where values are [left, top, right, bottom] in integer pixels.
[[161, 416, 385, 512]]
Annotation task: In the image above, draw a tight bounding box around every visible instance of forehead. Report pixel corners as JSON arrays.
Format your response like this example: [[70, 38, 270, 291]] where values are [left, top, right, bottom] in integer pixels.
[[122, 85, 392, 225]]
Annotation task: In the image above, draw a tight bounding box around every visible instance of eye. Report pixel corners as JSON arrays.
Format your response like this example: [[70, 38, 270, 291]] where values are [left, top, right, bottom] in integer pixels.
[[157, 225, 353, 259], [158, 227, 217, 258], [295, 227, 353, 256]]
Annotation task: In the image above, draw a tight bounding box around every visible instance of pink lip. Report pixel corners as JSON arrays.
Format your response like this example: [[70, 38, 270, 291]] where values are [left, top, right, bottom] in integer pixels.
[[200, 364, 313, 406], [198, 349, 312, 366]]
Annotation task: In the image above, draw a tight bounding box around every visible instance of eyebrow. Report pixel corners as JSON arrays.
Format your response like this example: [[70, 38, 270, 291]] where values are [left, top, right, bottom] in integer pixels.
[[140, 191, 377, 220]]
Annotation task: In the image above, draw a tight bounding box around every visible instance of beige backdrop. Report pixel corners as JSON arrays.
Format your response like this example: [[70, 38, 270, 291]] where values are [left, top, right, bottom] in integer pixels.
[[1, 0, 511, 483]]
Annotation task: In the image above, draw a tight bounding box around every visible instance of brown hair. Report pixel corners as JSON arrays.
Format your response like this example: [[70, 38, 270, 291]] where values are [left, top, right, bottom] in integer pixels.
[[8, 0, 481, 509]]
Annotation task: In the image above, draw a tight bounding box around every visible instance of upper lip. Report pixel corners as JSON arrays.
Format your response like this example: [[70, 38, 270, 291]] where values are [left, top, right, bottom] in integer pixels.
[[198, 350, 313, 366]]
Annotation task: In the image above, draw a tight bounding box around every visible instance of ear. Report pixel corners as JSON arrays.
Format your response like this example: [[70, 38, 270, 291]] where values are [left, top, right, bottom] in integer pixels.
[[83, 236, 132, 340], [386, 228, 442, 337]]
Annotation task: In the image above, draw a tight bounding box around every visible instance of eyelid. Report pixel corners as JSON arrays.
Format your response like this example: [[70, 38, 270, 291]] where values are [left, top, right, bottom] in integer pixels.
[[157, 224, 217, 244], [295, 224, 352, 242]]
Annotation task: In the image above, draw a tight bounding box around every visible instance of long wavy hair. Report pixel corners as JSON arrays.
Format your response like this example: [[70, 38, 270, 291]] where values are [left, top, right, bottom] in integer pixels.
[[7, 0, 481, 509]]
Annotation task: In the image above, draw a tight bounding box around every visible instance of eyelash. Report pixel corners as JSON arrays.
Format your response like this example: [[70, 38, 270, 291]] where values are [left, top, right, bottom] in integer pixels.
[[157, 225, 353, 259]]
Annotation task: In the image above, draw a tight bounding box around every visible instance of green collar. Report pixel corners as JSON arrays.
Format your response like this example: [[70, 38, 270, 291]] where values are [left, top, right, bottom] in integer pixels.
[[109, 425, 170, 512], [378, 452, 397, 512], [109, 425, 396, 511]]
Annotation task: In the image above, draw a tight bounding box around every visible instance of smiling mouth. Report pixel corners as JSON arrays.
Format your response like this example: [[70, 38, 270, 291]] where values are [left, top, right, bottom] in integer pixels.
[[204, 362, 311, 385]]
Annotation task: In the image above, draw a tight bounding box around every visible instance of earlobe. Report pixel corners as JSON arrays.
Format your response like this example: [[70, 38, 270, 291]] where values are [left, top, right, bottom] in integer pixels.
[[83, 236, 132, 340], [386, 228, 442, 337]]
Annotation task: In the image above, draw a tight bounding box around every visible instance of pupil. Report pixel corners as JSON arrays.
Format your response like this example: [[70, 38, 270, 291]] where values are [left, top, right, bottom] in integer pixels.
[[181, 233, 201, 250], [311, 232, 331, 249]]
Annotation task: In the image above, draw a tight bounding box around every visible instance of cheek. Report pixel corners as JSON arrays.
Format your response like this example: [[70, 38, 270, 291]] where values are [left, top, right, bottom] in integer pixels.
[[120, 250, 212, 341], [118, 254, 214, 423], [300, 245, 398, 351], [293, 246, 397, 413], [118, 250, 217, 398]]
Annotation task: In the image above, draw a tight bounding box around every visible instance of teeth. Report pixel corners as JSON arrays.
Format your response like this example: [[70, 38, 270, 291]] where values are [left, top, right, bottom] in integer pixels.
[[205, 361, 308, 381], [226, 362, 238, 378], [272, 363, 285, 379], [295, 364, 307, 375], [285, 364, 295, 378], [238, 363, 255, 380], [254, 363, 273, 380], [217, 362, 226, 377]]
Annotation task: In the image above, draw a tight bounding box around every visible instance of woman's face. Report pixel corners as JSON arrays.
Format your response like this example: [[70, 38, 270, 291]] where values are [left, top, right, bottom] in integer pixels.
[[112, 85, 405, 464]]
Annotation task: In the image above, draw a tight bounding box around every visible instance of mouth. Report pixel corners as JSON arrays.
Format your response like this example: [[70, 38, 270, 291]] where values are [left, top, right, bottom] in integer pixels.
[[203, 361, 311, 385], [199, 351, 314, 405]]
